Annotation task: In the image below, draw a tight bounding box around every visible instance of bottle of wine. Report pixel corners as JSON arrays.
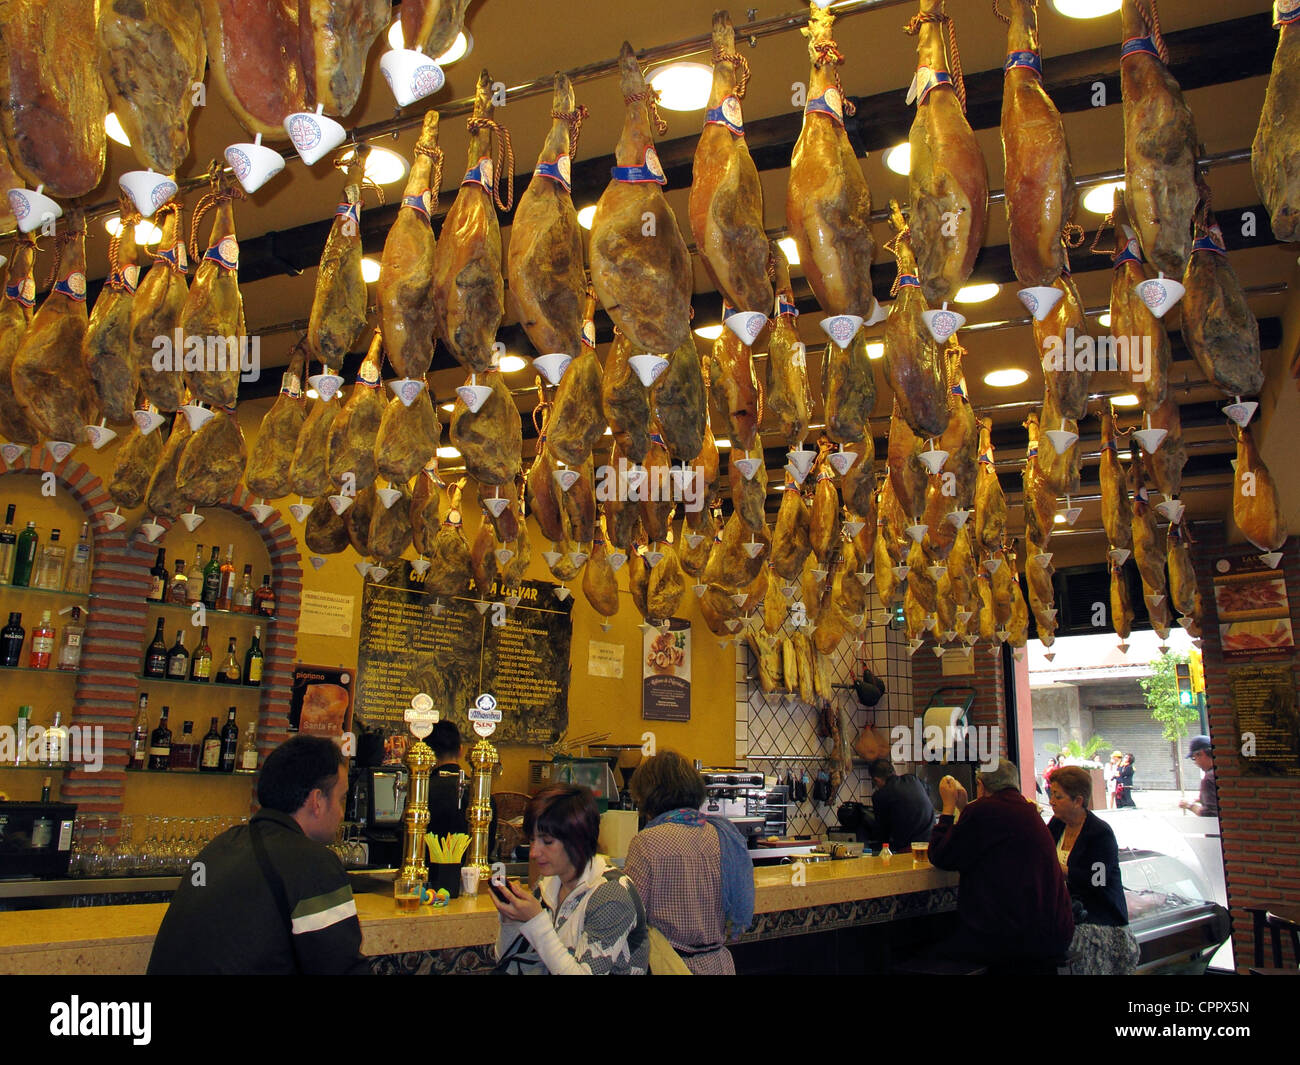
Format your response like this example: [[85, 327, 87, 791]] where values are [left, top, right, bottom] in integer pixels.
[[148, 707, 172, 770], [11, 522, 38, 587], [171, 721, 197, 771], [216, 636, 241, 685], [27, 610, 54, 669], [56, 606, 84, 670], [233, 564, 254, 613], [166, 558, 189, 604], [201, 546, 221, 607], [199, 716, 222, 772], [186, 545, 204, 603], [244, 626, 264, 687], [253, 574, 276, 618], [165, 629, 189, 680], [0, 612, 23, 668], [216, 544, 236, 611], [189, 625, 213, 681], [142, 619, 168, 677], [235, 721, 258, 774], [219, 708, 239, 772], [0, 503, 18, 585], [64, 522, 92, 594], [147, 546, 168, 602], [130, 694, 150, 769], [32, 530, 66, 591]]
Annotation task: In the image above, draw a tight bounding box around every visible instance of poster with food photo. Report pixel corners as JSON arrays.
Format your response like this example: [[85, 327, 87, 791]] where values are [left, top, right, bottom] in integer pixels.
[[289, 664, 354, 738], [643, 618, 691, 722], [1213, 554, 1294, 657]]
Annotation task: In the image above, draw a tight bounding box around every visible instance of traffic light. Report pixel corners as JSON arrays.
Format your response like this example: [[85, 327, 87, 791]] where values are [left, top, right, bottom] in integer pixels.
[[1189, 648, 1205, 694], [1175, 661, 1193, 707]]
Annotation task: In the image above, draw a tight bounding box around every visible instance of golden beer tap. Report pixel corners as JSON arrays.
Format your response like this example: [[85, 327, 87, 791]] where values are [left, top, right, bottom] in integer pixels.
[[467, 736, 499, 878], [398, 710, 437, 884]]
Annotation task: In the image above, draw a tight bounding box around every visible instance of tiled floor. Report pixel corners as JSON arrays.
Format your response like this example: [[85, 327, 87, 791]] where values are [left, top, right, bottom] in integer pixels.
[[737, 585, 915, 835]]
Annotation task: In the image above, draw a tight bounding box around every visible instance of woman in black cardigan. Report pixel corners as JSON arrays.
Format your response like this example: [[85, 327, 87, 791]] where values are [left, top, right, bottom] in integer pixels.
[[1046, 766, 1128, 927]]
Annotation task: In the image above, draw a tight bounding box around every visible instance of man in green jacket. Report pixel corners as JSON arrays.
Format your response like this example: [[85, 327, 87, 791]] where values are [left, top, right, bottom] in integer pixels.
[[148, 735, 368, 975]]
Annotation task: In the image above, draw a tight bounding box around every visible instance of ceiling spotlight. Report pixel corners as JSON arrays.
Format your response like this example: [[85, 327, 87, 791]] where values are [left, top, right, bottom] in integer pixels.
[[306, 389, 320, 399], [105, 112, 131, 147], [1083, 181, 1125, 215], [440, 402, 455, 412], [694, 325, 724, 340], [885, 143, 911, 176], [647, 62, 712, 111], [1051, 0, 1122, 18], [577, 204, 597, 230], [338, 146, 409, 186], [777, 236, 800, 266], [1111, 393, 1141, 407], [499, 355, 527, 373], [866, 342, 885, 361], [1098, 311, 1112, 327], [103, 215, 163, 245], [714, 438, 732, 449], [954, 283, 999, 304], [1053, 512, 1067, 524], [436, 446, 461, 459], [984, 368, 1029, 388], [360, 257, 382, 283]]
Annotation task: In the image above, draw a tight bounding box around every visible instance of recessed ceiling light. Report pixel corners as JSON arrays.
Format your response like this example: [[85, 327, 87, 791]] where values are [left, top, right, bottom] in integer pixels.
[[885, 143, 911, 176], [603, 426, 613, 436], [694, 325, 724, 340], [103, 215, 162, 245], [984, 368, 1029, 388], [1083, 181, 1124, 215], [338, 146, 409, 186], [1051, 0, 1122, 18], [436, 446, 461, 459], [777, 236, 800, 266], [577, 204, 597, 230], [866, 342, 885, 360], [306, 388, 320, 399], [955, 283, 999, 304], [499, 355, 527, 373], [1111, 393, 1141, 407], [1053, 512, 1067, 524], [360, 257, 382, 283], [1098, 311, 1112, 327], [440, 402, 455, 412], [105, 112, 130, 147], [387, 25, 472, 65], [648, 62, 712, 111], [714, 438, 732, 449]]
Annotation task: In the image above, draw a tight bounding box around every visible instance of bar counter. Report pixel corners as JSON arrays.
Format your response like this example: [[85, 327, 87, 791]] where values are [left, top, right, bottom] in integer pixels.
[[0, 856, 957, 975]]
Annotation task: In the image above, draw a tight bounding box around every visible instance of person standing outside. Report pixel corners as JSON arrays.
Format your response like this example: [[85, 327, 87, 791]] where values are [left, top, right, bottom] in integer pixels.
[[1179, 735, 1218, 817]]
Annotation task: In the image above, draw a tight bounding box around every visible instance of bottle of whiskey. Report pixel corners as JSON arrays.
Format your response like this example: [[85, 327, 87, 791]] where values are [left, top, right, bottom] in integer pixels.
[[201, 546, 221, 607], [0, 504, 16, 585], [148, 707, 172, 770], [147, 547, 168, 602], [253, 574, 276, 618], [189, 625, 213, 681], [165, 629, 189, 680], [166, 558, 189, 604], [216, 544, 236, 611], [219, 708, 239, 773], [232, 565, 254, 613], [215, 637, 241, 685], [186, 545, 205, 603], [130, 694, 150, 769], [199, 716, 222, 772], [170, 721, 197, 770], [142, 619, 168, 678], [244, 626, 263, 687], [235, 721, 258, 774]]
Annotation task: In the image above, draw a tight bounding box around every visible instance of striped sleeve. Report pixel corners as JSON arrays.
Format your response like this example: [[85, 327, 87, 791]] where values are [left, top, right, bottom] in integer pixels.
[[291, 884, 358, 935]]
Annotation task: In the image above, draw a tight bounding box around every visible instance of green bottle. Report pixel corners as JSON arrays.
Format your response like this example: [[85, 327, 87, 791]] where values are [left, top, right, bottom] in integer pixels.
[[201, 546, 221, 607], [11, 522, 37, 587]]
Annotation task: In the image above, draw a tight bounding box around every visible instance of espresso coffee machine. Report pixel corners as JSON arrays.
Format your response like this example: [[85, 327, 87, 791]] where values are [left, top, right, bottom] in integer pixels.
[[700, 768, 773, 842]]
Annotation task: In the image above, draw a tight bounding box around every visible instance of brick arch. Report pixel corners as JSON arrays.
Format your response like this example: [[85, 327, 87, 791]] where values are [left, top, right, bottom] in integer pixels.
[[1, 449, 302, 819]]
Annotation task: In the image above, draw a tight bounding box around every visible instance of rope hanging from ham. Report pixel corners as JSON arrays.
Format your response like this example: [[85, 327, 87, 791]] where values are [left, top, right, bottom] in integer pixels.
[[188, 173, 245, 262], [414, 141, 445, 196], [812, 42, 856, 117], [711, 47, 751, 98], [1133, 0, 1169, 65], [465, 116, 516, 211], [551, 103, 589, 157], [884, 221, 912, 298], [904, 10, 967, 112], [623, 87, 668, 135], [40, 227, 80, 291]]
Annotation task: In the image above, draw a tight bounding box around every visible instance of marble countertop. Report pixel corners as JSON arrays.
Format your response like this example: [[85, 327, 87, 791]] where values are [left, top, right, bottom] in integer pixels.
[[0, 856, 957, 974]]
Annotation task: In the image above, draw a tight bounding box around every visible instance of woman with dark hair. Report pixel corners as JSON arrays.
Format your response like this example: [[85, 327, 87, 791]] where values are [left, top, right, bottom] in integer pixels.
[[623, 751, 755, 974], [491, 785, 649, 975], [1115, 753, 1137, 808]]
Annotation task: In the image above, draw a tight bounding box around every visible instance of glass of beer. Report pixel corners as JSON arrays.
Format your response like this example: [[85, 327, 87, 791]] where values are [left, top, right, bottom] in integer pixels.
[[912, 842, 930, 867], [394, 878, 424, 911]]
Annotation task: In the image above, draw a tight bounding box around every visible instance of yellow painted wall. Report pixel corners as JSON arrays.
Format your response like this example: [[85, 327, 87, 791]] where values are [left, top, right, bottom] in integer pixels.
[[2, 400, 740, 807]]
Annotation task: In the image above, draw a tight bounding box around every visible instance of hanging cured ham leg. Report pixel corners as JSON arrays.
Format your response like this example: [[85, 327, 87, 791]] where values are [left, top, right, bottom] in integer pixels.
[[1233, 424, 1287, 552], [690, 11, 771, 320], [999, 0, 1074, 288], [786, 5, 874, 328], [200, 0, 307, 138], [400, 0, 472, 59], [379, 110, 441, 381], [590, 43, 692, 355], [308, 152, 368, 370], [85, 208, 141, 425], [549, 288, 607, 467], [432, 72, 509, 374], [884, 202, 948, 437], [130, 201, 189, 413], [181, 175, 245, 408], [1254, 8, 1300, 242], [906, 0, 988, 305], [1106, 194, 1169, 410], [765, 244, 812, 446], [1120, 0, 1198, 276], [0, 239, 37, 444], [1099, 406, 1134, 562]]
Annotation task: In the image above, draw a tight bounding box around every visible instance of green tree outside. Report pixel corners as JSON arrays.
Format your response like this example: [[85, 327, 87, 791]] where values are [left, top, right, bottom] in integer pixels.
[[1140, 651, 1201, 792]]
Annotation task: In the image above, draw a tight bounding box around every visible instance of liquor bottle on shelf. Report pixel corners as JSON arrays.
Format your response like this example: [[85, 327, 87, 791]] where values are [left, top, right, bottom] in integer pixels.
[[232, 565, 254, 613], [199, 716, 222, 772], [32, 530, 67, 591], [40, 776, 51, 802], [1, 612, 23, 667], [215, 637, 241, 685], [253, 574, 275, 618], [0, 504, 17, 585], [201, 546, 221, 608], [166, 559, 189, 604], [11, 522, 37, 587], [219, 708, 239, 772], [57, 606, 84, 671], [13, 706, 31, 765], [147, 547, 168, 602], [244, 626, 263, 686], [130, 694, 150, 769], [235, 721, 258, 774], [165, 629, 189, 680], [142, 619, 168, 677], [216, 545, 236, 611], [170, 721, 197, 770], [148, 707, 172, 770], [45, 712, 68, 765], [27, 610, 54, 669], [186, 545, 204, 604], [64, 522, 91, 594], [189, 625, 213, 682]]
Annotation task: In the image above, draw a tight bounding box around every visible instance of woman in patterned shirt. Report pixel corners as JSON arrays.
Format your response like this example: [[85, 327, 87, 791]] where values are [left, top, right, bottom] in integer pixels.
[[492, 785, 649, 974]]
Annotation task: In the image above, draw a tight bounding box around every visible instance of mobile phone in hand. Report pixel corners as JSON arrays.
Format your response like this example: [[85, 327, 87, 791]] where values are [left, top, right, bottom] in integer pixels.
[[489, 879, 513, 903]]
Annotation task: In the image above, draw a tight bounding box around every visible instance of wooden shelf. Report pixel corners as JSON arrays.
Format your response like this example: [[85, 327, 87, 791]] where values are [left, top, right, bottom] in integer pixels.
[[124, 767, 254, 778], [0, 763, 72, 772], [0, 665, 82, 676], [143, 600, 275, 624], [0, 586, 92, 601], [137, 675, 263, 692]]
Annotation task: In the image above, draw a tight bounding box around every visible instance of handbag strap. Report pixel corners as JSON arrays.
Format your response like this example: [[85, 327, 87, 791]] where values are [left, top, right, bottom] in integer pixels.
[[250, 821, 293, 935]]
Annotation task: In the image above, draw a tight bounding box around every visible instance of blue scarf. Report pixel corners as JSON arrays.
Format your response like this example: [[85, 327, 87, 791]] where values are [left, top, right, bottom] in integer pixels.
[[647, 809, 755, 940]]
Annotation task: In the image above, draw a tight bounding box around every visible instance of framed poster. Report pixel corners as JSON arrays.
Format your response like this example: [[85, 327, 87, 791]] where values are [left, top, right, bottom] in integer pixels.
[[1213, 554, 1294, 658], [643, 618, 691, 722], [1229, 663, 1300, 778], [288, 664, 354, 738]]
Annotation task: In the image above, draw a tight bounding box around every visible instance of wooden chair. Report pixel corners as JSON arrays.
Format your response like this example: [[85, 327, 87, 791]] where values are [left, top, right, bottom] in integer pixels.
[[493, 791, 531, 861], [1247, 907, 1300, 969]]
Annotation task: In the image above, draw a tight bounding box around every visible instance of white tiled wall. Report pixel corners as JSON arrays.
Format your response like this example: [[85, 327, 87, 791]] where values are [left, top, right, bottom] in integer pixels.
[[736, 587, 916, 836]]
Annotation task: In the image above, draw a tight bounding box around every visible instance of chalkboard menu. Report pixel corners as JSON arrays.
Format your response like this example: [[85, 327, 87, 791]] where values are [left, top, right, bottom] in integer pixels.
[[355, 563, 573, 745], [1228, 662, 1300, 777]]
